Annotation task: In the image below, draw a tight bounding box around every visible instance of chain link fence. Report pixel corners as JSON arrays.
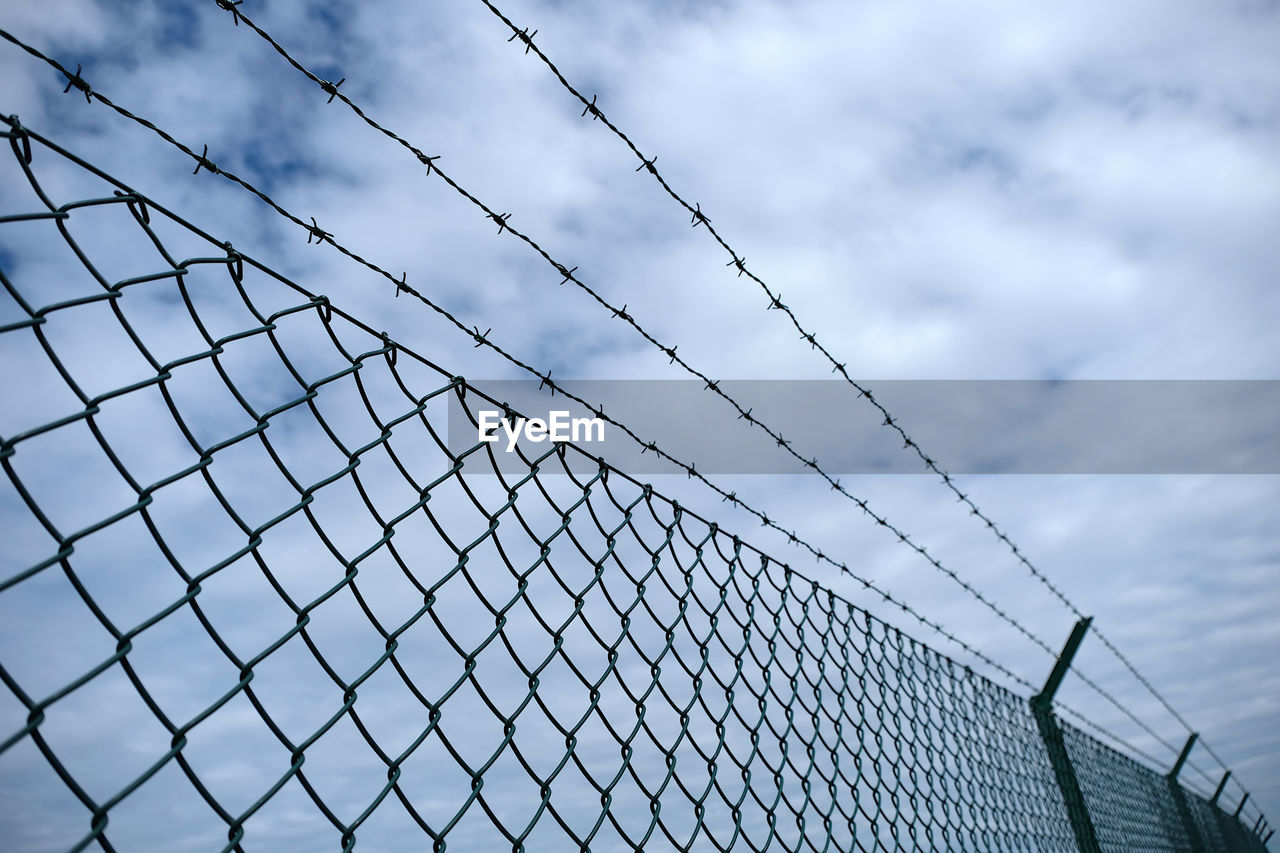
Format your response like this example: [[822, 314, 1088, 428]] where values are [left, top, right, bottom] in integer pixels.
[[0, 118, 1269, 852]]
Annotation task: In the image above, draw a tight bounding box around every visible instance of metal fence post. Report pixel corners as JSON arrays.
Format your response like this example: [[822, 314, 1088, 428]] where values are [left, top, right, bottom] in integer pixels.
[[1211, 771, 1232, 805], [1030, 617, 1102, 853], [1234, 792, 1250, 819], [1166, 732, 1206, 853], [1169, 732, 1199, 781]]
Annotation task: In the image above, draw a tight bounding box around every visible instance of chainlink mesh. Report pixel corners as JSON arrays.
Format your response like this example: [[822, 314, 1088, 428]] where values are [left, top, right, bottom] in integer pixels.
[[1060, 722, 1267, 853], [0, 118, 1268, 853]]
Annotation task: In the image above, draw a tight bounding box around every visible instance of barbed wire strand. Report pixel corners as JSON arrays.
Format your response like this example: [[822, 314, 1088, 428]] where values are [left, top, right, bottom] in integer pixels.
[[469, 0, 1232, 771]]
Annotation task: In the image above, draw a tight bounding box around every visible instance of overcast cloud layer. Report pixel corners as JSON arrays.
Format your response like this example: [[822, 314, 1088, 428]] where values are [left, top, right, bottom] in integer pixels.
[[1, 0, 1278, 843]]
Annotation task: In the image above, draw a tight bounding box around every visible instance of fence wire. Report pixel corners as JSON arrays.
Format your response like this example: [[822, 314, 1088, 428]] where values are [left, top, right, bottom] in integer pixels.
[[0, 121, 1268, 852]]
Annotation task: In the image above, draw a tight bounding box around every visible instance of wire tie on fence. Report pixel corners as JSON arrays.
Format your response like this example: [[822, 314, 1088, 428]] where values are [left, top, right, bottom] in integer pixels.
[[61, 63, 92, 102], [379, 331, 398, 365], [192, 144, 217, 175], [306, 216, 329, 245], [472, 326, 491, 347], [311, 295, 332, 323], [215, 0, 243, 24], [489, 211, 512, 233], [726, 256, 747, 276], [6, 116, 32, 164], [636, 155, 658, 174], [319, 77, 345, 104], [507, 27, 538, 53], [114, 190, 150, 225], [221, 242, 243, 283], [581, 94, 602, 120]]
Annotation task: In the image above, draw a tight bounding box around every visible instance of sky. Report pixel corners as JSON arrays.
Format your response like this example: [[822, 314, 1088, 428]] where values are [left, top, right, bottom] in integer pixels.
[[1, 0, 1278, 849]]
